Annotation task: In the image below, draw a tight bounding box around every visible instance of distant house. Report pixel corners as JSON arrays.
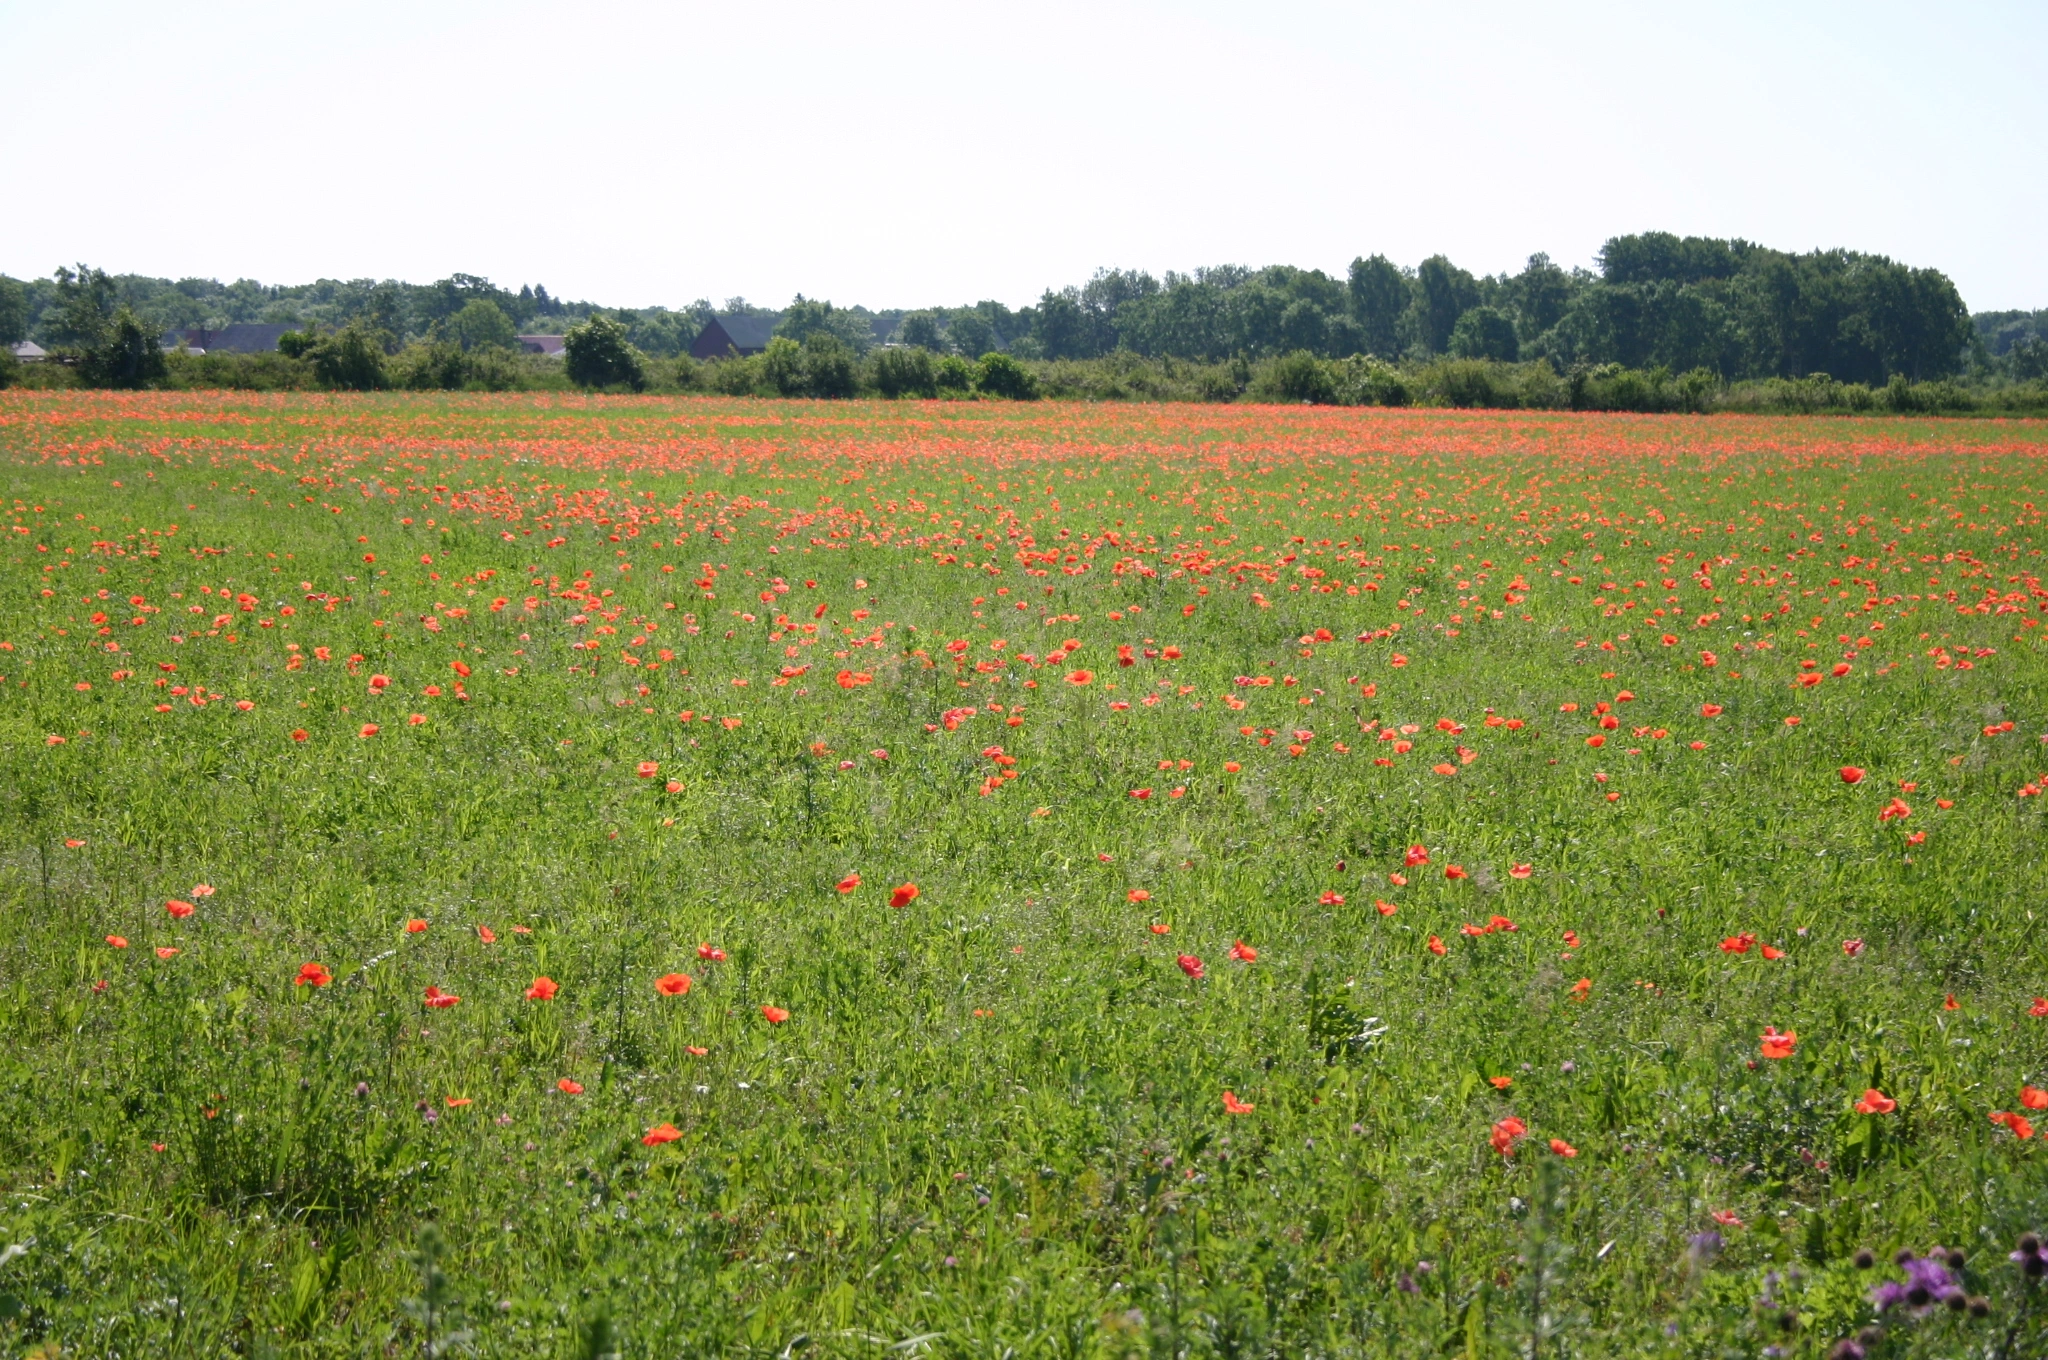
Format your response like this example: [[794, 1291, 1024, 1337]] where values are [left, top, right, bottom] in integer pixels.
[[689, 315, 778, 360], [8, 340, 46, 361], [165, 324, 296, 355], [518, 335, 566, 357]]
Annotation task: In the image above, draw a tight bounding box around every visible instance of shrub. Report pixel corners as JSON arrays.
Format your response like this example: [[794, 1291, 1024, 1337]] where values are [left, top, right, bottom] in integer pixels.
[[872, 347, 938, 399], [934, 355, 976, 395], [310, 323, 389, 391], [760, 337, 806, 396], [1448, 306, 1521, 361], [563, 315, 646, 391], [974, 352, 1038, 400], [800, 334, 859, 399], [277, 330, 319, 359], [1252, 350, 1338, 404]]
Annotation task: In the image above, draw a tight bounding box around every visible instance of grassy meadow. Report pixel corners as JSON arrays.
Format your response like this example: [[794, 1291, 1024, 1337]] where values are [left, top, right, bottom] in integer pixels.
[[3, 391, 2048, 1357]]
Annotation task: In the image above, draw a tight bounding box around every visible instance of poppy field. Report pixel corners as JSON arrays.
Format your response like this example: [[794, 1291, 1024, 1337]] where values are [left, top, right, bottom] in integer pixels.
[[7, 390, 2048, 1358]]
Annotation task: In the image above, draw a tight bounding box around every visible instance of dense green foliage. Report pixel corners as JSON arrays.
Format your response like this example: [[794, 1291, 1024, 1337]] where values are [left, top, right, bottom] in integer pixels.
[[4, 394, 2048, 1357]]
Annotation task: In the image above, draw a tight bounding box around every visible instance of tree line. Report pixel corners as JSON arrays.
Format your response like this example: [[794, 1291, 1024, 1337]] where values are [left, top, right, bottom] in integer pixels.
[[1, 233, 2040, 393]]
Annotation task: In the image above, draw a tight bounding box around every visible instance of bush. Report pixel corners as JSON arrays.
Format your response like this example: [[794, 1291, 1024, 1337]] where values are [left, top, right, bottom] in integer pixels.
[[703, 356, 764, 396], [0, 350, 15, 390], [760, 337, 806, 396], [391, 343, 527, 392], [974, 352, 1038, 400], [277, 330, 318, 360], [310, 324, 389, 391], [563, 315, 646, 391], [1448, 306, 1521, 361], [934, 355, 976, 395], [800, 334, 859, 399], [872, 347, 938, 399], [1251, 350, 1338, 404], [164, 351, 316, 392]]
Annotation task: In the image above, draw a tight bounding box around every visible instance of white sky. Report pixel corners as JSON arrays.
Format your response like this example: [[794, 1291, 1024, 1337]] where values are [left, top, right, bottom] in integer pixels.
[[3, 0, 2042, 312]]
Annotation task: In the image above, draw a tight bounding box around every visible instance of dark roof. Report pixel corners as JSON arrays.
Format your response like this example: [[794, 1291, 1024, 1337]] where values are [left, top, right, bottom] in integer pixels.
[[170, 324, 295, 354], [689, 314, 780, 359], [518, 335, 566, 356]]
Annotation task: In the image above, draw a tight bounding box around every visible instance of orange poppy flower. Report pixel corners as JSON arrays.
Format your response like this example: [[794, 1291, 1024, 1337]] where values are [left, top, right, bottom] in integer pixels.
[[1991, 1110, 2035, 1139], [106, 935, 129, 949], [1759, 1027, 1796, 1060], [358, 723, 379, 738], [1127, 889, 1151, 903], [476, 925, 497, 944], [1569, 977, 1592, 999], [1221, 1090, 1255, 1115], [642, 1122, 683, 1145], [1548, 1138, 1578, 1157], [557, 1079, 584, 1095], [423, 985, 461, 1008], [761, 1004, 790, 1024], [889, 883, 919, 908], [654, 973, 692, 996], [1489, 1076, 1513, 1090], [636, 761, 659, 778], [156, 947, 180, 959], [1376, 900, 1398, 916], [1228, 940, 1258, 962], [295, 961, 332, 987], [836, 873, 861, 893], [525, 976, 559, 1001], [1853, 1088, 1896, 1114], [165, 899, 195, 919], [291, 728, 309, 743], [1426, 935, 1446, 955], [2020, 1086, 2048, 1111], [1066, 670, 1093, 685], [405, 918, 429, 934], [697, 943, 726, 961]]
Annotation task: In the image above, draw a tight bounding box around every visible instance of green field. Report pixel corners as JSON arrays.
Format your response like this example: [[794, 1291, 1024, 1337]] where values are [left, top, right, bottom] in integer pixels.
[[4, 391, 2048, 1357]]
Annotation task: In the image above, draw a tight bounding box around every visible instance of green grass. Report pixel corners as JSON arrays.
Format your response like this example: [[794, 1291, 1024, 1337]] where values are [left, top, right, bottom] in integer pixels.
[[2, 390, 2047, 1357]]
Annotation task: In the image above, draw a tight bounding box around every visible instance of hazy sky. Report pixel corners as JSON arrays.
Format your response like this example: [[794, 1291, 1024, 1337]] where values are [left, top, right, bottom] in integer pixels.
[[3, 0, 2042, 312]]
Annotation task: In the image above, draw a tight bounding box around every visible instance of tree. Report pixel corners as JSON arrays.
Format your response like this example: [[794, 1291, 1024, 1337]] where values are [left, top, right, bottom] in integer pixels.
[[897, 312, 944, 350], [1415, 256, 1480, 354], [46, 264, 119, 351], [563, 314, 646, 390], [946, 311, 997, 358], [76, 306, 167, 388], [0, 276, 26, 347], [1448, 306, 1520, 361], [310, 322, 389, 390], [800, 333, 859, 398], [872, 346, 937, 398], [1034, 289, 1096, 360], [1509, 254, 1575, 338], [444, 299, 517, 352], [777, 297, 873, 355], [1348, 255, 1409, 357]]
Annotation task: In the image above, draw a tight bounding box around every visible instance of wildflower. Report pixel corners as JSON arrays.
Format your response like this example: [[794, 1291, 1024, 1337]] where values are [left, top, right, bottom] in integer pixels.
[[1128, 889, 1151, 903], [358, 723, 380, 738], [1840, 766, 1865, 784], [423, 985, 461, 1008], [1701, 703, 1723, 717], [697, 943, 726, 961], [408, 713, 426, 726], [291, 728, 309, 742], [155, 947, 179, 959], [1853, 1088, 1896, 1114], [836, 873, 861, 893], [1990, 1110, 2035, 1139], [1444, 864, 1468, 880], [1489, 1076, 1512, 1090], [1760, 1027, 1797, 1060], [1720, 933, 1755, 955], [1490, 1117, 1527, 1156], [190, 884, 215, 897], [1549, 1138, 1578, 1157], [636, 761, 659, 778], [557, 1079, 584, 1095], [1066, 670, 1093, 685], [1710, 1209, 1744, 1227], [1426, 935, 1446, 956], [2021, 1086, 2048, 1111], [1222, 1090, 1256, 1114], [106, 934, 129, 949], [1318, 890, 1344, 905], [1404, 845, 1430, 866], [1877, 798, 1911, 823], [1376, 900, 1398, 916], [1228, 940, 1258, 962], [642, 1123, 683, 1145], [1841, 938, 1865, 957], [1149, 923, 1171, 935], [1943, 993, 1960, 1010], [1570, 977, 1592, 999], [295, 961, 332, 987], [654, 973, 693, 996], [1761, 944, 1786, 960], [2033, 998, 2048, 1017], [525, 976, 559, 1001], [1176, 954, 1205, 979], [444, 1097, 471, 1108], [476, 925, 496, 944], [889, 883, 919, 908], [165, 899, 195, 919], [1509, 863, 1533, 879], [405, 918, 429, 934], [761, 1004, 790, 1024]]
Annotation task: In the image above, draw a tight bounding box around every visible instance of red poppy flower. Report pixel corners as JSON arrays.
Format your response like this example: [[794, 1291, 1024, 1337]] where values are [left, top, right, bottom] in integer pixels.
[[890, 883, 919, 908], [1710, 1209, 1744, 1227], [1228, 940, 1258, 962], [1489, 1075, 1513, 1090], [156, 947, 179, 959], [2021, 1086, 2048, 1111], [686, 1045, 708, 1056], [1992, 1110, 2035, 1139], [476, 925, 497, 944], [1176, 954, 1205, 980], [1509, 864, 1533, 879], [1840, 766, 1865, 784], [642, 1122, 683, 1145], [358, 723, 379, 738], [525, 976, 559, 1001], [1549, 1138, 1578, 1158], [1841, 938, 1865, 957], [1700, 704, 1723, 717], [1223, 761, 1242, 773], [837, 873, 862, 893], [1376, 899, 1397, 916], [106, 934, 129, 949], [1129, 787, 1152, 799], [2032, 997, 2048, 1018], [1128, 889, 1151, 903], [636, 761, 659, 778], [165, 899, 195, 919], [1149, 922, 1171, 935], [1569, 977, 1592, 999], [1404, 845, 1430, 866], [291, 728, 309, 743], [1760, 945, 1786, 960], [760, 1004, 790, 1024], [1759, 1027, 1796, 1060], [557, 1079, 583, 1095], [444, 1097, 471, 1109], [697, 943, 726, 961], [654, 973, 693, 996], [423, 985, 461, 1008], [1426, 935, 1446, 956], [1877, 798, 1911, 823], [1318, 890, 1344, 905], [1943, 993, 1960, 1010], [295, 961, 332, 987], [1066, 670, 1093, 685], [1490, 1117, 1527, 1156], [1720, 933, 1755, 955], [1444, 865, 1467, 880], [1221, 1090, 1256, 1115], [1853, 1088, 1896, 1114]]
